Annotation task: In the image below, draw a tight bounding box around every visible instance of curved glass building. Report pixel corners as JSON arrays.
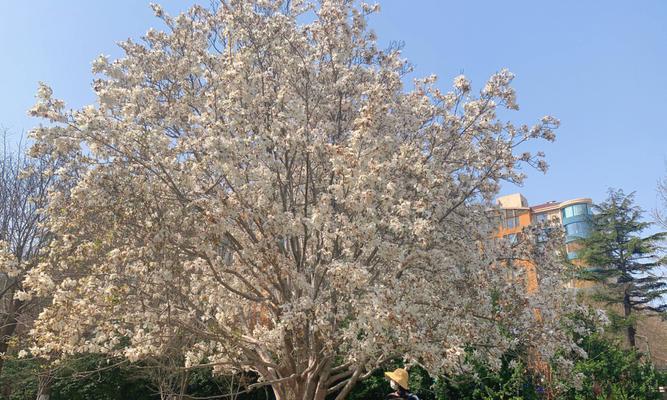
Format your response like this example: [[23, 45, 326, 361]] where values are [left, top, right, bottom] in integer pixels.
[[560, 200, 593, 259], [497, 194, 593, 260]]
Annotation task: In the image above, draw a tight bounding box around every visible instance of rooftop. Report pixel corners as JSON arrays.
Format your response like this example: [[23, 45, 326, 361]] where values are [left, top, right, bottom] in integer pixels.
[[498, 194, 593, 212]]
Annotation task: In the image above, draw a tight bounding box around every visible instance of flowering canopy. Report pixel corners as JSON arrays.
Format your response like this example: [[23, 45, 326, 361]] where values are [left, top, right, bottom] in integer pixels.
[[26, 1, 578, 399]]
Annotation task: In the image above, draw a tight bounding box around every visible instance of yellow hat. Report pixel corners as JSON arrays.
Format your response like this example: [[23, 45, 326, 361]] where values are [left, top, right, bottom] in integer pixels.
[[384, 368, 409, 390]]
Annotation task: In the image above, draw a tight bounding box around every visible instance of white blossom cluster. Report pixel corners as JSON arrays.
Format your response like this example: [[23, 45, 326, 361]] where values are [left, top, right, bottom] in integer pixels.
[[0, 241, 19, 278], [25, 1, 578, 399], [0, 242, 35, 302]]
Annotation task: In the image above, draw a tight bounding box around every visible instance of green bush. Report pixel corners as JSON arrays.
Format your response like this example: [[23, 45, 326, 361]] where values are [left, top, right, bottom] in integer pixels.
[[2, 333, 665, 399], [347, 334, 665, 400], [50, 355, 157, 400], [0, 357, 39, 400], [555, 334, 663, 400]]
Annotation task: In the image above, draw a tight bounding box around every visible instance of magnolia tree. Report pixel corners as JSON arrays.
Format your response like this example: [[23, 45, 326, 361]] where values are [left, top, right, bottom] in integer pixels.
[[25, 1, 581, 399]]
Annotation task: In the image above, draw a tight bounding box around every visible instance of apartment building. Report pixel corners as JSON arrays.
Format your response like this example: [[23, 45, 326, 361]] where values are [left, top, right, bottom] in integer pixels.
[[497, 193, 593, 259], [496, 193, 594, 292]]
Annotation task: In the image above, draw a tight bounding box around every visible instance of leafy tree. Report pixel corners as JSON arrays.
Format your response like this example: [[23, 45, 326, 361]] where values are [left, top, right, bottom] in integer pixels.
[[0, 357, 39, 400], [1, 354, 274, 400], [50, 355, 157, 400], [555, 333, 664, 400], [579, 189, 667, 347], [432, 355, 541, 400], [0, 355, 157, 400], [348, 313, 667, 400]]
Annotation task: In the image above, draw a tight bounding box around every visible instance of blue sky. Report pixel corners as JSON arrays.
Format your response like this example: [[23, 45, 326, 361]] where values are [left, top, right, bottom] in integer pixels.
[[1, 1, 666, 222]]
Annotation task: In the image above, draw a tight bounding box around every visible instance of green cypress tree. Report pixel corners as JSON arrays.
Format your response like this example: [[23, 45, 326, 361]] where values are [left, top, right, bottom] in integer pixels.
[[579, 189, 667, 348]]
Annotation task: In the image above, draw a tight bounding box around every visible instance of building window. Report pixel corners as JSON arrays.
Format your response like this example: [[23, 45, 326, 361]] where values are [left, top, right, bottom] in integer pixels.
[[533, 213, 547, 224], [503, 210, 521, 229], [562, 203, 590, 219], [506, 233, 519, 244], [566, 221, 591, 238], [536, 227, 552, 243], [506, 217, 519, 229]]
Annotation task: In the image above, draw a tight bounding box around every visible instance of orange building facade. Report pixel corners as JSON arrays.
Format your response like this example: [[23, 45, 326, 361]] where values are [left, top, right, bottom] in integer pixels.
[[496, 194, 594, 395], [496, 193, 594, 292]]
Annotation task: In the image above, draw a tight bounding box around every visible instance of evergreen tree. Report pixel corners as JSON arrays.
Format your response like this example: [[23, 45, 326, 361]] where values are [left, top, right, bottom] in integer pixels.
[[579, 189, 667, 348]]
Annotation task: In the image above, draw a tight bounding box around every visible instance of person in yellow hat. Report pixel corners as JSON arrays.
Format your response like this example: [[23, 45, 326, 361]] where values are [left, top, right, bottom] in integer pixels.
[[384, 368, 419, 400]]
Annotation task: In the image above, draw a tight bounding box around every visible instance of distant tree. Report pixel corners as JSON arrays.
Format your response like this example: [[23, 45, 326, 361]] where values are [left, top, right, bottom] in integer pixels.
[[579, 189, 667, 348], [0, 129, 55, 381], [552, 311, 665, 400], [656, 168, 667, 230]]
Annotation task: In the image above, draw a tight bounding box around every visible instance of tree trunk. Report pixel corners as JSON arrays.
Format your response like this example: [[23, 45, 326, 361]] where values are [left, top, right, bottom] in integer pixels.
[[0, 339, 7, 375], [0, 298, 22, 376], [270, 364, 360, 400], [627, 324, 637, 349], [36, 372, 53, 400], [0, 356, 11, 399], [623, 292, 636, 348]]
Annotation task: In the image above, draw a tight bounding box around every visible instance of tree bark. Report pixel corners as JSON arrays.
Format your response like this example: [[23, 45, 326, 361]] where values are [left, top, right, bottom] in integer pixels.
[[0, 298, 22, 376], [0, 339, 7, 375], [623, 292, 636, 348], [0, 355, 11, 399], [268, 363, 365, 400], [269, 368, 338, 400], [36, 371, 52, 400]]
